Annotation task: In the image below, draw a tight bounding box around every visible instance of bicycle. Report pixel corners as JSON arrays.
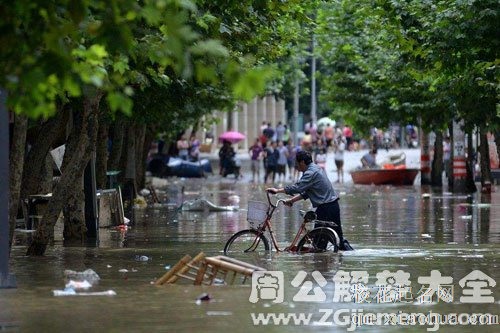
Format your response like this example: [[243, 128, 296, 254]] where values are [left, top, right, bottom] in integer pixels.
[[223, 191, 340, 254]]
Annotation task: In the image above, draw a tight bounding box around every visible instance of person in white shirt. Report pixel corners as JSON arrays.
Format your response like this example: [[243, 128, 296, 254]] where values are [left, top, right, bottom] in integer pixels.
[[334, 136, 346, 183]]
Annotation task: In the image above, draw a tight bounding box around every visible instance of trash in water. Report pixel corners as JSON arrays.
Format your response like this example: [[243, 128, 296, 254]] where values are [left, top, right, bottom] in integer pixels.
[[155, 252, 266, 286], [421, 234, 431, 239], [135, 255, 150, 262], [196, 293, 211, 304], [54, 269, 115, 297], [206, 311, 232, 316], [139, 188, 151, 196], [119, 269, 128, 273], [66, 280, 92, 290], [116, 224, 128, 231], [213, 278, 225, 285], [53, 288, 116, 297], [53, 288, 76, 296], [133, 196, 148, 209], [181, 198, 238, 212], [64, 269, 100, 284]]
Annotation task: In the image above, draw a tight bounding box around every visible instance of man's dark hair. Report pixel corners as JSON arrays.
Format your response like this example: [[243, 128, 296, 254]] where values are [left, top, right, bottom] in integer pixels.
[[296, 150, 313, 164]]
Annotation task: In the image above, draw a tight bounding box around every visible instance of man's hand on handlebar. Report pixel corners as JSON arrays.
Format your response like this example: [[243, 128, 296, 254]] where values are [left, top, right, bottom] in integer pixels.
[[266, 188, 279, 194], [283, 199, 293, 207]]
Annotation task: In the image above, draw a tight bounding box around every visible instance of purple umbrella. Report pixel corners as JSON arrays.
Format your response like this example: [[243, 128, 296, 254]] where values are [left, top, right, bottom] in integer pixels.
[[218, 131, 246, 143]]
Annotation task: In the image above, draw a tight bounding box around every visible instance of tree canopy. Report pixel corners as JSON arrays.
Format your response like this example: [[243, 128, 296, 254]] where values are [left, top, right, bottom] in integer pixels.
[[1, 0, 309, 128], [312, 0, 498, 136], [2, 0, 497, 137]]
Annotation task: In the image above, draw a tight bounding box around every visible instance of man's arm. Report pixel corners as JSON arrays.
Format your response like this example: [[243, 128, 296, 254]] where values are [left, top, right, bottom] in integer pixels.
[[266, 188, 302, 206]]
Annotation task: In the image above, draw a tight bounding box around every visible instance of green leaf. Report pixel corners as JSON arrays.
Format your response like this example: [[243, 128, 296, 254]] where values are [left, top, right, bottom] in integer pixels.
[[190, 39, 229, 58], [107, 92, 133, 115], [232, 67, 276, 101]]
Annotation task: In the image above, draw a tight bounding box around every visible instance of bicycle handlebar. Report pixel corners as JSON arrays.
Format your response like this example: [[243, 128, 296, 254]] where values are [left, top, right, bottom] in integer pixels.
[[266, 190, 287, 208]]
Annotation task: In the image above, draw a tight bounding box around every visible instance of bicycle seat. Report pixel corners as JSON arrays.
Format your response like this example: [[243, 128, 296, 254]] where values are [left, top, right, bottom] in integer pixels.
[[300, 210, 317, 222], [313, 219, 338, 228]]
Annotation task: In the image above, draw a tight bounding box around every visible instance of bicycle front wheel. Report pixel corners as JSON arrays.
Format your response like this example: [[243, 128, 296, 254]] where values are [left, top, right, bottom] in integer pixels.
[[297, 228, 338, 253], [224, 229, 270, 254]]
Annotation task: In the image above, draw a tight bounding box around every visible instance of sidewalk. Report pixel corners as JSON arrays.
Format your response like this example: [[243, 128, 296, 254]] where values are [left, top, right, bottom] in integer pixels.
[[200, 148, 422, 184]]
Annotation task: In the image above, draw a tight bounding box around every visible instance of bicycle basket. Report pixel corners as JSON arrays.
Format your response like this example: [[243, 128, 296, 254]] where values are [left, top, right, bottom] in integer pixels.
[[247, 201, 268, 228]]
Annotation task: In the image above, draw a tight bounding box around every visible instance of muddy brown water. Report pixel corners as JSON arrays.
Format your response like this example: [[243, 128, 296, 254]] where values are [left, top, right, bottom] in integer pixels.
[[2, 179, 499, 332]]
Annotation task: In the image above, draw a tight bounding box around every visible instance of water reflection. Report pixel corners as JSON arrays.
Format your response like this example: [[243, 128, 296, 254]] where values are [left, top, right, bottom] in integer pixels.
[[3, 180, 499, 332]]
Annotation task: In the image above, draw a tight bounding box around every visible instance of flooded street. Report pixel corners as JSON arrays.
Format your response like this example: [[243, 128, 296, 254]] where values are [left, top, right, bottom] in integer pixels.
[[2, 174, 499, 332]]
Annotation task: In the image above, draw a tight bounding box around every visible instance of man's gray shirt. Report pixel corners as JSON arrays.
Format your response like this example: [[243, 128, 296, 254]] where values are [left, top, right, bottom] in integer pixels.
[[284, 163, 338, 207]]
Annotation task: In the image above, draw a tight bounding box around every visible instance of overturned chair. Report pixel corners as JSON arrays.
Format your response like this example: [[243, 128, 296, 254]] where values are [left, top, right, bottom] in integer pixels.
[[155, 252, 266, 286]]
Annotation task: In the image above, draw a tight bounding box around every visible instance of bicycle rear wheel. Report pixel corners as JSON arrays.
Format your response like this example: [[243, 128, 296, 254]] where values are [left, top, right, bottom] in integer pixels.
[[224, 229, 270, 254], [297, 228, 338, 253]]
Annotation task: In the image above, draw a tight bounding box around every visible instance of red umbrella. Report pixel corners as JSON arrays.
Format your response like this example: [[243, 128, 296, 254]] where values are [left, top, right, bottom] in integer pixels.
[[218, 131, 246, 143]]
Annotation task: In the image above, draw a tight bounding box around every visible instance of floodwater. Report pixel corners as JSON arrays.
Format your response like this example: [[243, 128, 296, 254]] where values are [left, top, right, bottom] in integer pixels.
[[1, 177, 499, 333]]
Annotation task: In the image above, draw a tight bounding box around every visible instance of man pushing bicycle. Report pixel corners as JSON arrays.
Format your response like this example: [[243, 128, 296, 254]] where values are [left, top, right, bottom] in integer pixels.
[[267, 150, 354, 251]]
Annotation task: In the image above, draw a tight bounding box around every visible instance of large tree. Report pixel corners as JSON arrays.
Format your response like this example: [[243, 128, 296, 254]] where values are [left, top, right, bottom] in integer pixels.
[[2, 0, 311, 255], [313, 0, 498, 187]]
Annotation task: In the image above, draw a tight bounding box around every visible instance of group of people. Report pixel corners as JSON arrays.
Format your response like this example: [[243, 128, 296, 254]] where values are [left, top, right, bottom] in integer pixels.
[[248, 138, 300, 184], [176, 134, 200, 162], [244, 120, 355, 184]]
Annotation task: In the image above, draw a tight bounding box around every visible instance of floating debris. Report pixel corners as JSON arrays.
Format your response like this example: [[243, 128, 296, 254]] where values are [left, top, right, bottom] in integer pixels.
[[181, 199, 238, 212], [206, 311, 232, 316], [155, 252, 266, 286], [197, 293, 211, 301], [65, 280, 92, 290], [53, 289, 116, 297], [64, 269, 100, 284]]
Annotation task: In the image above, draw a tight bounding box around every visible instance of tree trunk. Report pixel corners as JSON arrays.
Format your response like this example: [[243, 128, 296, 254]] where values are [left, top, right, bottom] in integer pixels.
[[26, 92, 102, 255], [479, 128, 492, 187], [447, 123, 453, 188], [108, 117, 125, 172], [20, 111, 67, 200], [122, 123, 137, 216], [62, 176, 86, 243], [466, 130, 477, 193], [420, 129, 431, 185], [430, 131, 443, 186], [451, 120, 467, 192], [495, 131, 500, 167], [8, 114, 28, 249], [95, 115, 109, 190], [227, 110, 233, 131], [62, 106, 88, 242], [140, 127, 155, 185], [135, 124, 147, 190]]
